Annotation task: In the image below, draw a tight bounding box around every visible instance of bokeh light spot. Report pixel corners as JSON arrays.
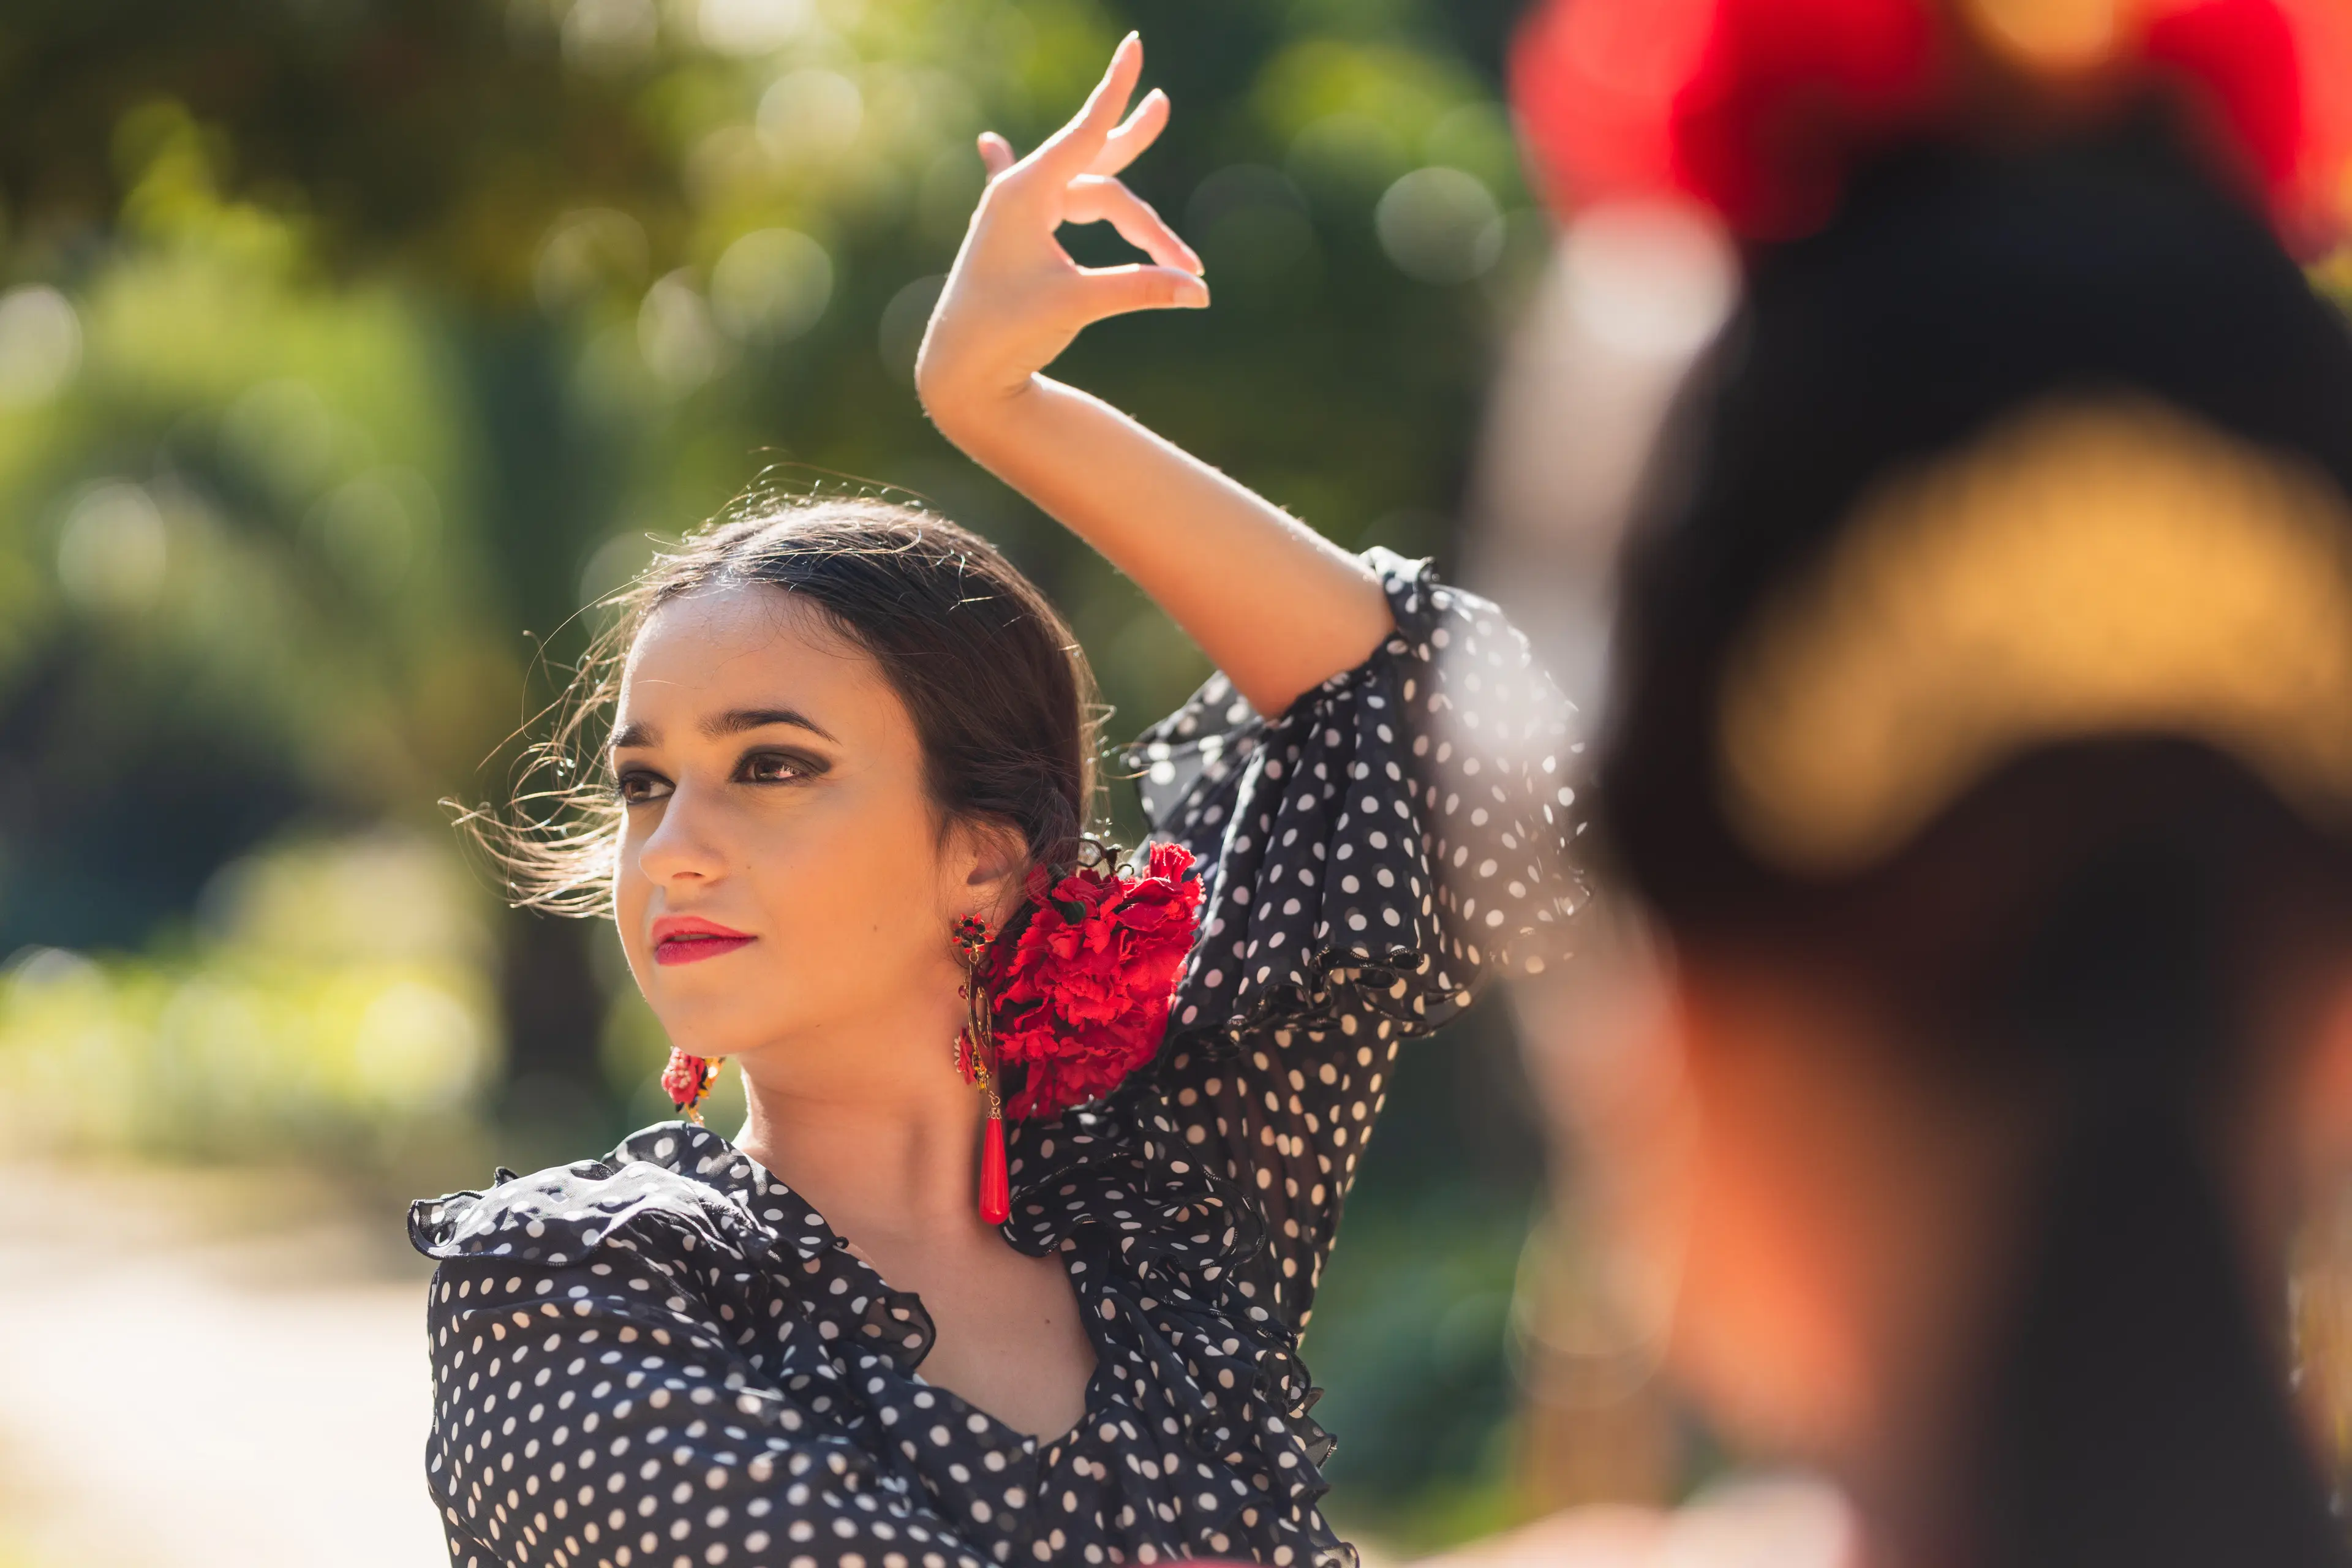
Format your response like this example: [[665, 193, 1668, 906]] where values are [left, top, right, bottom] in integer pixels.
[[1376, 167, 1506, 285], [0, 285, 81, 407]]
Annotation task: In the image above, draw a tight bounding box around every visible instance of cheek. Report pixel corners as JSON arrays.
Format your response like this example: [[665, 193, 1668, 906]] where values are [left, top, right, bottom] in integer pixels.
[[611, 830, 655, 967], [775, 827, 919, 934], [744, 787, 960, 987], [1667, 1090, 1873, 1460]]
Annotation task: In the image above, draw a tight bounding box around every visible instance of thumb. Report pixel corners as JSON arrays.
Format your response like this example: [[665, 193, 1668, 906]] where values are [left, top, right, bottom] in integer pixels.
[[1071, 264, 1210, 324], [977, 131, 1017, 180]]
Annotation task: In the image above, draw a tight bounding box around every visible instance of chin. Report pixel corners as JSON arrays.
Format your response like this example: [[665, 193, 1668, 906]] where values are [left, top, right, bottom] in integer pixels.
[[644, 992, 772, 1061]]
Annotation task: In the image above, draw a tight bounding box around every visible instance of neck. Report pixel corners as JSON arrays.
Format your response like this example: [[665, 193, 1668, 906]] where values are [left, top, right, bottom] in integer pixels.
[[729, 988, 995, 1248]]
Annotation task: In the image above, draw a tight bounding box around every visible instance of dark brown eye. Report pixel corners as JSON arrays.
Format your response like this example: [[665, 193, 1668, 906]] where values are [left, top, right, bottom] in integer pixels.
[[613, 768, 672, 805], [739, 750, 821, 784]]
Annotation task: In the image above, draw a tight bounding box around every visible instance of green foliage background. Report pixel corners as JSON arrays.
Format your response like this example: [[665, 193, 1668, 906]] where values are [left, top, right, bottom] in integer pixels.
[[0, 0, 1556, 1546]]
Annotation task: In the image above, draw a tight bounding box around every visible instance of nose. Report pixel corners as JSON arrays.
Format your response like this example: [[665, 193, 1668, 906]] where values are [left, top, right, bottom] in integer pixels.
[[631, 777, 729, 886]]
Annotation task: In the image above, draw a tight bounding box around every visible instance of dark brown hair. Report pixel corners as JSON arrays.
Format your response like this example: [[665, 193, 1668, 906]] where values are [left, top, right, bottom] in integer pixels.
[[1598, 119, 2352, 1568], [459, 494, 1102, 916]]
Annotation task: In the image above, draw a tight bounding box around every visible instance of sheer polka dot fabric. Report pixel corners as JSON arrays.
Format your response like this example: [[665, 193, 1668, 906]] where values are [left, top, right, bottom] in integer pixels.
[[1134, 549, 1583, 1035], [409, 552, 1583, 1568], [412, 1121, 1338, 1568], [1123, 551, 1583, 1329]]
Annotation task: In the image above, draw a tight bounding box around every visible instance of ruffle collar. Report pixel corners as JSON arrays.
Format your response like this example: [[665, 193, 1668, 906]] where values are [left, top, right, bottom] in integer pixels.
[[410, 1114, 1341, 1535], [408, 1123, 940, 1375]]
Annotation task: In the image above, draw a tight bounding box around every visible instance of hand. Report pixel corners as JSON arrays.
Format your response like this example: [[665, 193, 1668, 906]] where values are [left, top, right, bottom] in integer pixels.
[[914, 33, 1207, 434]]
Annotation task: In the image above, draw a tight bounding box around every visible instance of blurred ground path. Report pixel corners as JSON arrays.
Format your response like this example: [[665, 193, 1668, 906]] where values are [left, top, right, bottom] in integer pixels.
[[1398, 1479, 1853, 1568], [0, 1161, 445, 1568]]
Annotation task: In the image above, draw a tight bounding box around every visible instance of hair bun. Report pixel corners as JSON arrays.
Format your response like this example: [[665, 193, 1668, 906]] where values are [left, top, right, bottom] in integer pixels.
[[1510, 0, 2352, 249]]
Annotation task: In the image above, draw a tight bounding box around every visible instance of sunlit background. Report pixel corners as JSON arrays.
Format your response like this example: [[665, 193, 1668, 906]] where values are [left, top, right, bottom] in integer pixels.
[[23, 5, 2352, 1566], [0, 2, 1605, 1563]]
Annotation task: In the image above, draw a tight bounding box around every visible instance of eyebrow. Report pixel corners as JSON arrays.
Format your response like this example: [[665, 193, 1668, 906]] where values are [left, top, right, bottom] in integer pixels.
[[609, 706, 839, 752]]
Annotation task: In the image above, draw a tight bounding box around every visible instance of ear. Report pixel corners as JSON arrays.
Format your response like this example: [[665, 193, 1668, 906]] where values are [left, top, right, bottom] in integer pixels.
[[2294, 960, 2352, 1178], [943, 815, 1030, 927]]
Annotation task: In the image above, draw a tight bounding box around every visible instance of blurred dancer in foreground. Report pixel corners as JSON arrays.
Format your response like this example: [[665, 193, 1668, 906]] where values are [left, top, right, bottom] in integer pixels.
[[1461, 1, 2352, 1564]]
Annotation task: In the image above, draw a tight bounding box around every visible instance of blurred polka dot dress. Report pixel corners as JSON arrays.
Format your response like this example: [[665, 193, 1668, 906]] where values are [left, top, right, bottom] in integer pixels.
[[409, 551, 1584, 1568]]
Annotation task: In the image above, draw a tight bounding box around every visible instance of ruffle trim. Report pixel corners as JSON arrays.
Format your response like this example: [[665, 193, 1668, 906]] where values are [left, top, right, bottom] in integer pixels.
[[411, 1120, 1349, 1562], [1005, 1091, 1341, 1540], [408, 1123, 940, 1375], [1125, 548, 1586, 1055]]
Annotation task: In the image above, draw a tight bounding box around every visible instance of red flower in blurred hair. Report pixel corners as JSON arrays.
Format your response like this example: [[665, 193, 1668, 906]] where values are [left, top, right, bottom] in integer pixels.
[[989, 842, 1202, 1120], [2143, 0, 2352, 247], [1510, 0, 1947, 239], [1509, 0, 2352, 249]]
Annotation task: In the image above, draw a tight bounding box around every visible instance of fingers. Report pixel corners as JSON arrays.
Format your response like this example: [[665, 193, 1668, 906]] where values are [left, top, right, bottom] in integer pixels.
[[1090, 89, 1169, 178], [1071, 263, 1210, 325], [1031, 31, 1143, 180], [977, 131, 1017, 181], [1065, 176, 1204, 274]]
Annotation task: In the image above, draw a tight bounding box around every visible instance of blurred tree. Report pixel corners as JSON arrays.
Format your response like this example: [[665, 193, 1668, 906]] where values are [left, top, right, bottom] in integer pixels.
[[0, 0, 1544, 1108], [0, 0, 1552, 1538]]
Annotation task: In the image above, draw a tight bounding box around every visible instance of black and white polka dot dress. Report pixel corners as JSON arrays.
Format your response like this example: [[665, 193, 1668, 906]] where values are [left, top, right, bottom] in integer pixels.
[[407, 549, 1584, 1568]]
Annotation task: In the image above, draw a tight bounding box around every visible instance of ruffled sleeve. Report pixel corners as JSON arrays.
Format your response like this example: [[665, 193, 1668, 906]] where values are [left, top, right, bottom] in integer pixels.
[[1121, 547, 1584, 1327]]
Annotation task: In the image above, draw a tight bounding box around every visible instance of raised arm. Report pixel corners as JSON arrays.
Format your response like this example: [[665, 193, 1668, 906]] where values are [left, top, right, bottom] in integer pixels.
[[914, 33, 1393, 720]]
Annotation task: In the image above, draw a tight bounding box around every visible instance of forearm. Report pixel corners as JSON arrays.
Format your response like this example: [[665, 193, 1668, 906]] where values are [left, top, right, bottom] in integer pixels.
[[913, 34, 1395, 715], [935, 375, 1392, 717]]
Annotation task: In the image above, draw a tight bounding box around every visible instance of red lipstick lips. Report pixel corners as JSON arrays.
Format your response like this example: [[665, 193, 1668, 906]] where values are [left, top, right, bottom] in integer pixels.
[[650, 914, 756, 967]]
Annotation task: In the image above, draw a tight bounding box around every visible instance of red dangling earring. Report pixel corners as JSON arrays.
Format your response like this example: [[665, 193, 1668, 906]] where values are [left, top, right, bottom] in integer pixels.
[[953, 914, 1011, 1226], [662, 1047, 722, 1125]]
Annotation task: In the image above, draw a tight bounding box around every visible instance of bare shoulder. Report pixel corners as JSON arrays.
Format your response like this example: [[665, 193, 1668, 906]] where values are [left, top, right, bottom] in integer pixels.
[[1404, 1478, 1855, 1568]]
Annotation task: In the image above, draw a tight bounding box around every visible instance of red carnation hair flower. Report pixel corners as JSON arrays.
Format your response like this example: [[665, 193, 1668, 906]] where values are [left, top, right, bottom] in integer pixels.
[[1509, 0, 2352, 249], [1509, 0, 1949, 239], [988, 841, 1202, 1121], [2142, 0, 2352, 249]]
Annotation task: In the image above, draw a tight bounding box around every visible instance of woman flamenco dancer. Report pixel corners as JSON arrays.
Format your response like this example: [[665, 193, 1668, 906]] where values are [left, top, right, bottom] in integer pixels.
[[407, 33, 1580, 1568]]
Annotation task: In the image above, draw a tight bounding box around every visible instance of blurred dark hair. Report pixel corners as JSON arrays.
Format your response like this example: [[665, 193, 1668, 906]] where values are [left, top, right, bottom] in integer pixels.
[[456, 494, 1102, 916], [1597, 108, 2352, 1567]]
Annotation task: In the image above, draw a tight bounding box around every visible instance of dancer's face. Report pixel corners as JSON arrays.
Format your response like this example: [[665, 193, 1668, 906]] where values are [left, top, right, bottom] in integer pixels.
[[1645, 960, 2010, 1477], [608, 582, 1018, 1090], [1525, 939, 2019, 1488]]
